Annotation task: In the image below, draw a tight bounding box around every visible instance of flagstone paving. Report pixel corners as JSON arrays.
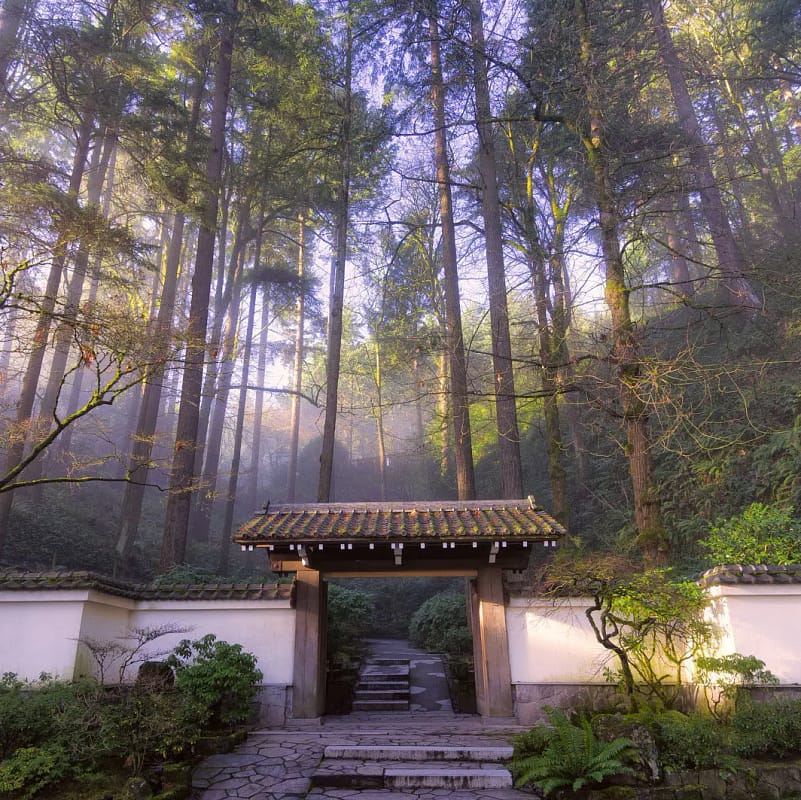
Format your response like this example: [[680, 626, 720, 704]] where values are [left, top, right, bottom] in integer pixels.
[[190, 721, 536, 799], [189, 640, 537, 799]]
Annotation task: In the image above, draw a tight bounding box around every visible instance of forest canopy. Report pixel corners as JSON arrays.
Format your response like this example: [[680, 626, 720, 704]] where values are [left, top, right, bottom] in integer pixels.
[[0, 0, 800, 579]]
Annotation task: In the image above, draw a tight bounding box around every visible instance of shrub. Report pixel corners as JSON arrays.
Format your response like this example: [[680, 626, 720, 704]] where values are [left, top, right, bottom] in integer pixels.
[[695, 653, 778, 720], [0, 744, 71, 799], [700, 502, 801, 565], [732, 697, 801, 759], [327, 585, 375, 661], [99, 690, 205, 775], [512, 707, 635, 796], [0, 677, 103, 764], [408, 591, 472, 657], [166, 634, 262, 727], [636, 709, 733, 772]]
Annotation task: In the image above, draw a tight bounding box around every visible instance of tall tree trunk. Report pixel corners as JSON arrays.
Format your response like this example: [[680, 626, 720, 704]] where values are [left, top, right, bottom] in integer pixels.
[[646, 0, 758, 310], [663, 206, 695, 296], [115, 51, 208, 563], [189, 187, 238, 533], [161, 4, 236, 570], [0, 110, 93, 553], [318, 9, 352, 503], [0, 0, 34, 89], [58, 137, 119, 458], [115, 210, 187, 561], [29, 130, 113, 490], [576, 0, 666, 566], [428, 2, 475, 500], [546, 185, 586, 490], [286, 212, 305, 502], [217, 257, 259, 576], [373, 337, 387, 501], [437, 343, 449, 480], [468, 0, 523, 498], [248, 287, 269, 508], [529, 249, 568, 525], [192, 206, 249, 544]]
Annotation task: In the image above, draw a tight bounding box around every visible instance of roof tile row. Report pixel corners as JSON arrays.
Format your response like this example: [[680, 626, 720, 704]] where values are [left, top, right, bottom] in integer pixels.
[[0, 569, 293, 600], [236, 500, 566, 543]]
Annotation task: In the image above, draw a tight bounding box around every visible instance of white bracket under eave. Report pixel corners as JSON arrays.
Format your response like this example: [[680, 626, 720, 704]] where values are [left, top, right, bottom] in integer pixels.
[[391, 542, 403, 566], [298, 545, 309, 567], [489, 541, 500, 564]]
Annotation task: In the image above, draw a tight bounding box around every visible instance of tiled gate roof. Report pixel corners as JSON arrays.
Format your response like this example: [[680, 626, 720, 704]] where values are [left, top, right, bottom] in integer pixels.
[[235, 499, 566, 545]]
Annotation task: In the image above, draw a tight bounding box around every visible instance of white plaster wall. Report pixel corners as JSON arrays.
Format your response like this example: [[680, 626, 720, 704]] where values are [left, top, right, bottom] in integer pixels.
[[506, 596, 613, 684], [129, 601, 295, 684], [0, 591, 90, 681], [78, 592, 135, 680], [705, 584, 801, 684], [0, 590, 295, 685]]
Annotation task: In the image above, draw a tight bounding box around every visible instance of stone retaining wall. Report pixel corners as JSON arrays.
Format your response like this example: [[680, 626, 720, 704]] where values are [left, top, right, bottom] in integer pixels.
[[583, 761, 801, 800]]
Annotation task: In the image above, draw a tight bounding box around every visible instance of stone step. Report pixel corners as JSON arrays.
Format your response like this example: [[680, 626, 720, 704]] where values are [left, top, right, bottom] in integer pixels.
[[387, 767, 513, 790], [311, 761, 513, 790], [356, 679, 408, 691], [323, 744, 514, 762], [352, 698, 410, 711], [353, 689, 410, 701], [360, 664, 410, 678], [370, 656, 409, 665]]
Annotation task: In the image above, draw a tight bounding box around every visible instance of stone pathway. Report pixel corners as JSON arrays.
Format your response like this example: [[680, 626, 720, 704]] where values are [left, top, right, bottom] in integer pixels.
[[190, 639, 536, 799], [191, 719, 536, 800]]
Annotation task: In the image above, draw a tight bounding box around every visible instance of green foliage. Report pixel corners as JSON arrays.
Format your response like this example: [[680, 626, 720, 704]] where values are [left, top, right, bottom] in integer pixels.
[[0, 635, 262, 796], [696, 654, 778, 720], [636, 709, 733, 772], [327, 584, 375, 661], [99, 690, 204, 776], [166, 634, 262, 727], [512, 708, 635, 796], [700, 503, 801, 565], [0, 677, 103, 762], [731, 698, 801, 759], [547, 559, 715, 710], [513, 723, 553, 759], [408, 591, 472, 657], [153, 564, 230, 584], [0, 744, 71, 799], [341, 578, 461, 639], [611, 572, 715, 709]]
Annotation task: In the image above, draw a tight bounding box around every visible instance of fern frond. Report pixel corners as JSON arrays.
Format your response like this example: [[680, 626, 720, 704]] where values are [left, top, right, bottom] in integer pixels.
[[511, 708, 636, 796]]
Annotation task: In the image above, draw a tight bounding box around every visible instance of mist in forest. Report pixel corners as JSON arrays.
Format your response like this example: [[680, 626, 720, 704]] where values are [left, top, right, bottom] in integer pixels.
[[1, 0, 800, 580]]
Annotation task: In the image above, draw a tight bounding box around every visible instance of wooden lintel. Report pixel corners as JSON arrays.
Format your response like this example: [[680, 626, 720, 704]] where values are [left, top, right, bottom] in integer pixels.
[[322, 568, 479, 579]]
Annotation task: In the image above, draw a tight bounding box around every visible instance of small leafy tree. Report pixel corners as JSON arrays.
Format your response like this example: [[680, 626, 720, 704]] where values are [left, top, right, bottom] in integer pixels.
[[545, 556, 716, 710], [695, 653, 778, 720], [79, 624, 189, 685], [700, 503, 801, 565], [512, 707, 635, 796], [166, 634, 262, 727]]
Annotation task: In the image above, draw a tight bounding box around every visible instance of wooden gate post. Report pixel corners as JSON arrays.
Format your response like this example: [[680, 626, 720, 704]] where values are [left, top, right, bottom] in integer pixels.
[[292, 566, 327, 718], [470, 567, 513, 717]]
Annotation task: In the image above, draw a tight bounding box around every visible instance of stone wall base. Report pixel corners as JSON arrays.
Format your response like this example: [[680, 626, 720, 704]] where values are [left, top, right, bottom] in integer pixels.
[[253, 685, 291, 727], [579, 762, 801, 800], [513, 683, 624, 724]]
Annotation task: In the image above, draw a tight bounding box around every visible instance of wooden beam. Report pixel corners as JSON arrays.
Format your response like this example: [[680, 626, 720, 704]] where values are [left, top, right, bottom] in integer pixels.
[[291, 566, 326, 718], [323, 568, 479, 579], [472, 567, 513, 717]]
